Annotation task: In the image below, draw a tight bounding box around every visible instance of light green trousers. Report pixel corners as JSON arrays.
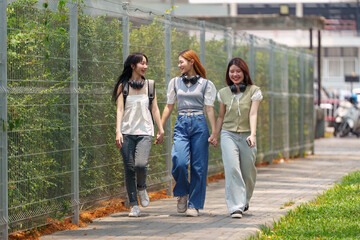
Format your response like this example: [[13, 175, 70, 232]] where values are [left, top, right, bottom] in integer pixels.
[[220, 130, 257, 213]]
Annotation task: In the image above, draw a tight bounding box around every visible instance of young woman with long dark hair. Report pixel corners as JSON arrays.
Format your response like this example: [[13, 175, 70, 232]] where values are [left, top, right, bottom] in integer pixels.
[[113, 52, 164, 217]]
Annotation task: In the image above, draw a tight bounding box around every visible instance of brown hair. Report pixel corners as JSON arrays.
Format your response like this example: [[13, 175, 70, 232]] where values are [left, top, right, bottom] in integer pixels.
[[225, 57, 253, 86], [179, 50, 207, 79]]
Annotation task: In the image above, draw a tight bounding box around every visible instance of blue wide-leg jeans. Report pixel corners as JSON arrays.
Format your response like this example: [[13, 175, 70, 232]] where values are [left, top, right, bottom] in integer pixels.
[[172, 114, 210, 210]]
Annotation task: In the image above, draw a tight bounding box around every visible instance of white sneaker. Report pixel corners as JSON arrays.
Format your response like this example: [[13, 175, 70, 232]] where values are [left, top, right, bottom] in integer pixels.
[[138, 189, 150, 207], [231, 210, 242, 218], [186, 208, 199, 217], [129, 205, 141, 217], [177, 195, 188, 213]]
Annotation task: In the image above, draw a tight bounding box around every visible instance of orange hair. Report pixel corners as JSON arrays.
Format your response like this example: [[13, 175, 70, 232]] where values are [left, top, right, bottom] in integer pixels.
[[179, 50, 207, 79]]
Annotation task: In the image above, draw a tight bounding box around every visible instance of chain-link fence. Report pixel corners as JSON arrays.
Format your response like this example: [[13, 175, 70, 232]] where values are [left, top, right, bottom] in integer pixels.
[[0, 0, 314, 238]]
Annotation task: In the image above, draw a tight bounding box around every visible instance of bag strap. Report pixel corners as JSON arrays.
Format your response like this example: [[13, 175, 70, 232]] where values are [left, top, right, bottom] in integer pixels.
[[148, 80, 155, 123], [122, 81, 129, 107], [203, 79, 208, 98], [148, 79, 155, 111]]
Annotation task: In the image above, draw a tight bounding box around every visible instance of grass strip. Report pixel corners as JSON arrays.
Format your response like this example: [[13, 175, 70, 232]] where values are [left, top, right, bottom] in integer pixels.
[[251, 170, 360, 239]]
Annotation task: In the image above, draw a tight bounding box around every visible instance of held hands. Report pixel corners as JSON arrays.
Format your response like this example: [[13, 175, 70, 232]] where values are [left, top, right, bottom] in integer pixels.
[[115, 131, 123, 149], [154, 130, 164, 145], [208, 133, 218, 147]]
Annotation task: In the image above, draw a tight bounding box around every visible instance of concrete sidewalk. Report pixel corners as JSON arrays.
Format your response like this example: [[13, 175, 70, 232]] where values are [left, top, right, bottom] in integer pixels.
[[41, 137, 360, 240]]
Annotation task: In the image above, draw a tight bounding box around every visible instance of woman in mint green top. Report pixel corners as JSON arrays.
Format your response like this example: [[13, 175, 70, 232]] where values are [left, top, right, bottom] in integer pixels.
[[214, 57, 263, 218]]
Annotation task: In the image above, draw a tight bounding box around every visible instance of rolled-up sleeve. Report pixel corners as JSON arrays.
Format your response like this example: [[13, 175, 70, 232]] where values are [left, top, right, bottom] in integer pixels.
[[166, 78, 176, 104], [204, 80, 216, 106]]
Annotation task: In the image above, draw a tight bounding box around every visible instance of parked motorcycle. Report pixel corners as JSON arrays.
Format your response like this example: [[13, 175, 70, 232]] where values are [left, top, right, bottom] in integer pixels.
[[334, 95, 360, 137], [334, 100, 351, 136]]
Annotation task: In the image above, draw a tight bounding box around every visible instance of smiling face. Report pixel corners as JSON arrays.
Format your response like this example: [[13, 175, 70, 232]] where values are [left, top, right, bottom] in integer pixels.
[[228, 64, 244, 85], [131, 56, 148, 79], [178, 56, 193, 76]]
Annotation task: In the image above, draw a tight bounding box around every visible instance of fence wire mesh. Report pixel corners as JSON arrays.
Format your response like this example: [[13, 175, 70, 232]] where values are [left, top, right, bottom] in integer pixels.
[[1, 0, 314, 236]]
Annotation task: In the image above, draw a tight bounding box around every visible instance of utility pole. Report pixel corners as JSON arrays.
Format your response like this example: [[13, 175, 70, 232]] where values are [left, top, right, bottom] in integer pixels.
[[309, 28, 313, 50], [317, 30, 321, 106], [357, 0, 360, 36]]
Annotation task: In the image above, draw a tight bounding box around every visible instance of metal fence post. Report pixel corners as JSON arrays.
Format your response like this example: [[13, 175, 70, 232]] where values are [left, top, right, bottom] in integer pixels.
[[0, 0, 8, 238], [225, 27, 232, 62], [299, 51, 305, 157], [233, 31, 237, 51], [284, 50, 290, 159], [200, 21, 205, 66], [164, 13, 173, 196], [310, 54, 315, 154], [70, 1, 79, 225], [121, 2, 130, 206], [249, 35, 255, 80], [268, 40, 274, 163], [122, 2, 130, 63]]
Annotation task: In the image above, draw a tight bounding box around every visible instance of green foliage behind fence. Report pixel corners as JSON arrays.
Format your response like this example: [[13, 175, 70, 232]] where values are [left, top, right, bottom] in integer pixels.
[[0, 0, 314, 235]]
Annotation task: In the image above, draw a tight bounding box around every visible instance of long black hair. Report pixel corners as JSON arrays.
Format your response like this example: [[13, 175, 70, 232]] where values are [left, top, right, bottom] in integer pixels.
[[112, 52, 148, 102]]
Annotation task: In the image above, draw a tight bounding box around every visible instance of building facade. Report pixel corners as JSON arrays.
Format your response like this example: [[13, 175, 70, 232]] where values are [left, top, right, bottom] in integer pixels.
[[133, 0, 360, 97]]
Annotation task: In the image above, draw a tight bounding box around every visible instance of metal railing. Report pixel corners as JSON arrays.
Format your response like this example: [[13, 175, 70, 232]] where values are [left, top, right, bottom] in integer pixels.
[[0, 0, 314, 238]]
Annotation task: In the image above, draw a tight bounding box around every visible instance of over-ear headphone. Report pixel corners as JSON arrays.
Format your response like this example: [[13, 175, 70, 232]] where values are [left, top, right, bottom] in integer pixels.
[[129, 79, 145, 89], [230, 83, 246, 93], [182, 74, 200, 85]]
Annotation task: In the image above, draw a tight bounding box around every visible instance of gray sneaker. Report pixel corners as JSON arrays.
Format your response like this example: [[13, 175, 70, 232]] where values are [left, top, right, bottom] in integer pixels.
[[177, 195, 188, 213], [129, 205, 141, 217], [138, 189, 149, 207]]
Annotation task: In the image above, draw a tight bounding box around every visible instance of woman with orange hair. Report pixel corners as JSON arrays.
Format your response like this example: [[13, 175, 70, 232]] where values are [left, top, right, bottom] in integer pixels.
[[161, 50, 217, 217]]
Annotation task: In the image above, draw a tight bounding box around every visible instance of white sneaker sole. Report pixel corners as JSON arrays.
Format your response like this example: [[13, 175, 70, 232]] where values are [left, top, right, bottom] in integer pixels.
[[129, 213, 141, 217], [231, 213, 242, 218]]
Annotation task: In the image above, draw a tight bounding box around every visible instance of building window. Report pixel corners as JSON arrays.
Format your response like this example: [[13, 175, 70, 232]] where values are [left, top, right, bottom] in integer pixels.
[[326, 47, 341, 57], [328, 59, 341, 77], [344, 59, 356, 75], [343, 48, 358, 57]]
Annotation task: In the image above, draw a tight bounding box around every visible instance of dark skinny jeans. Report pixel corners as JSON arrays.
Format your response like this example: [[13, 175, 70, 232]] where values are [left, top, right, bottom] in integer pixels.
[[120, 134, 152, 206]]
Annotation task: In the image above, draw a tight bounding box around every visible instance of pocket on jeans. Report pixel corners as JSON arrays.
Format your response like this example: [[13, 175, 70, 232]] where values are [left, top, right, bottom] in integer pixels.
[[176, 115, 185, 123], [195, 114, 205, 121]]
